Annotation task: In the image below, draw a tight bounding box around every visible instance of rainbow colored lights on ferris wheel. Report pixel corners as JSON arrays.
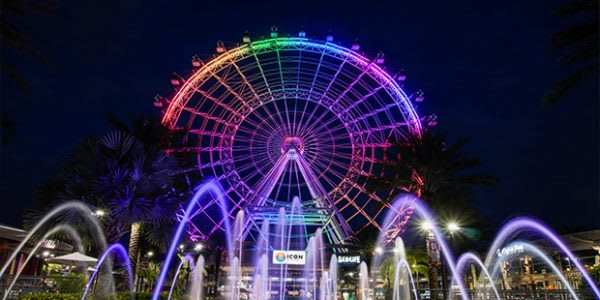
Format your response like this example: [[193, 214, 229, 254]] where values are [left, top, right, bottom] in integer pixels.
[[158, 28, 436, 244], [162, 33, 424, 134]]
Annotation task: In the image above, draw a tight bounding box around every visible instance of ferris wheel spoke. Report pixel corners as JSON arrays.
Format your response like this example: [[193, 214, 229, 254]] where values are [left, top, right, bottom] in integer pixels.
[[299, 60, 352, 134], [275, 48, 293, 133], [250, 51, 289, 132], [310, 158, 347, 183], [165, 37, 423, 239], [297, 50, 326, 134], [317, 84, 387, 131], [292, 48, 304, 135], [229, 60, 284, 133], [304, 121, 347, 142]]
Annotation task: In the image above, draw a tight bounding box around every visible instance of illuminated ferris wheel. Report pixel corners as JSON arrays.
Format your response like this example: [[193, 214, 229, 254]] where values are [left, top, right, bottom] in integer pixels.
[[158, 28, 429, 244]]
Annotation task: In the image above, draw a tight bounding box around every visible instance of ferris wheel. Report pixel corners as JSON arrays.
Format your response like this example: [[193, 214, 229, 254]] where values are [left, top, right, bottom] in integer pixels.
[[158, 28, 428, 243]]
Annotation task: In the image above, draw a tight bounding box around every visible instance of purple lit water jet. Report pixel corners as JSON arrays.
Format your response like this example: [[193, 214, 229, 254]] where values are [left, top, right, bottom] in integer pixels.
[[152, 180, 232, 300], [384, 194, 470, 300], [483, 217, 599, 298], [82, 243, 133, 300], [490, 241, 579, 300], [392, 259, 418, 300], [451, 252, 500, 300]]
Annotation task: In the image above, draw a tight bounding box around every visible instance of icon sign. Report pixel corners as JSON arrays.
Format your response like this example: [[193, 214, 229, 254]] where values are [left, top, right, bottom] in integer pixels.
[[272, 250, 306, 265]]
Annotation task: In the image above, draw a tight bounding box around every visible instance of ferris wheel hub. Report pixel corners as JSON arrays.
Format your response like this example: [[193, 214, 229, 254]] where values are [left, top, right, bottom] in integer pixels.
[[280, 136, 304, 156]]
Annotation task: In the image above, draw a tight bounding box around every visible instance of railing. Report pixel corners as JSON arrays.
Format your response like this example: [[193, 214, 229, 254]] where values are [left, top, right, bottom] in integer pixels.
[[0, 275, 81, 299], [418, 288, 595, 300]]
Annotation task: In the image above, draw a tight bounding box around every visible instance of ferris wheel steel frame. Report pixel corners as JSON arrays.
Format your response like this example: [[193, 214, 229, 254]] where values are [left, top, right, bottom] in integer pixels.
[[162, 35, 424, 246]]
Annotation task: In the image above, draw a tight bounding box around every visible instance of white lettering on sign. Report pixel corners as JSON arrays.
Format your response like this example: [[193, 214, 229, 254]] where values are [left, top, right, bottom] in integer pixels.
[[496, 244, 525, 257], [337, 255, 361, 265], [272, 250, 306, 265]]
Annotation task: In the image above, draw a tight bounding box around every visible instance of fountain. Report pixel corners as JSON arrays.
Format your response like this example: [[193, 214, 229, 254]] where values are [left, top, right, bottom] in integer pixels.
[[82, 243, 133, 299], [168, 254, 196, 300], [451, 252, 500, 300], [483, 216, 600, 298], [189, 255, 206, 300], [151, 179, 233, 300], [2, 180, 598, 300], [2, 224, 83, 300], [489, 241, 580, 300], [0, 201, 106, 279]]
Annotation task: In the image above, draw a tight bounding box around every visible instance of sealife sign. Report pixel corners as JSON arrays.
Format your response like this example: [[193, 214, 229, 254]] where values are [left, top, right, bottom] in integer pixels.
[[272, 250, 306, 265], [337, 255, 362, 266], [496, 243, 525, 257]]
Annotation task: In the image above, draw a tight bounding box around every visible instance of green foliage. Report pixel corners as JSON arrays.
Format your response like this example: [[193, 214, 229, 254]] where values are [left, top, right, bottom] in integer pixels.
[[17, 292, 170, 300], [17, 293, 81, 300], [137, 261, 161, 286], [56, 273, 85, 293], [589, 265, 600, 286]]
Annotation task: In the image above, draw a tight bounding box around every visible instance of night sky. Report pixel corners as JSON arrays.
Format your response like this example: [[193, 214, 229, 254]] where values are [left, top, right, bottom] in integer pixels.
[[1, 1, 598, 231]]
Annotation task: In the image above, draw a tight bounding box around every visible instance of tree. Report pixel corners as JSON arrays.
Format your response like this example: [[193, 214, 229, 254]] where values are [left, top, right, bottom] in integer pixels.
[[42, 130, 182, 293], [368, 130, 497, 299], [378, 247, 429, 299], [544, 0, 599, 106]]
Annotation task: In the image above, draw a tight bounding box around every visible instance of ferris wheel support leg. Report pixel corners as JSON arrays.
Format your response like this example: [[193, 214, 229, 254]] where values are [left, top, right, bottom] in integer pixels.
[[295, 153, 354, 243]]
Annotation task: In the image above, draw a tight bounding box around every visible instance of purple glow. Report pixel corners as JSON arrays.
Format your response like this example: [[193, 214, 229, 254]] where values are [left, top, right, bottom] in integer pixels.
[[152, 180, 232, 300], [82, 243, 132, 300], [393, 259, 418, 300], [387, 194, 470, 300], [162, 37, 423, 242], [452, 252, 500, 300], [490, 241, 579, 300], [483, 217, 600, 298]]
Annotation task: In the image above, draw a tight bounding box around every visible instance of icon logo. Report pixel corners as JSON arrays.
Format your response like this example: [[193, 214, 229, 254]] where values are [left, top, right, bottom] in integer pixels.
[[275, 252, 286, 263]]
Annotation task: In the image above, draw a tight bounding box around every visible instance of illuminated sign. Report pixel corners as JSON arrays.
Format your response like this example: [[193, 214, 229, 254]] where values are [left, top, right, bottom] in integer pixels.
[[496, 244, 524, 257], [337, 255, 361, 265], [272, 250, 306, 265]]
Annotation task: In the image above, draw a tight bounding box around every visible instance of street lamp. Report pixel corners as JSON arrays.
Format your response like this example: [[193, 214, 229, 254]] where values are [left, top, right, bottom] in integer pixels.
[[194, 243, 203, 252], [421, 221, 434, 232], [374, 247, 383, 255], [147, 251, 154, 258], [94, 209, 105, 217], [447, 222, 460, 234]]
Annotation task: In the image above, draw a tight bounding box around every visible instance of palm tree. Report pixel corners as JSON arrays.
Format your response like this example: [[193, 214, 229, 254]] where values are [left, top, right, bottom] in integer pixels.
[[544, 0, 599, 106], [368, 130, 497, 299], [46, 130, 181, 292]]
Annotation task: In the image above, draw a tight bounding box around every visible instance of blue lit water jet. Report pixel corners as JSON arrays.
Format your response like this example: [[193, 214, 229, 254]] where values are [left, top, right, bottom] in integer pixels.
[[451, 252, 500, 300], [151, 180, 232, 300], [392, 259, 418, 300], [490, 241, 579, 300], [483, 217, 599, 298], [384, 194, 470, 300], [82, 243, 133, 300]]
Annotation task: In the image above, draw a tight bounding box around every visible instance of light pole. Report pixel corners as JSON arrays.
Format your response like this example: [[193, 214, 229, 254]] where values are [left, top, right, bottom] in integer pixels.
[[420, 220, 461, 300]]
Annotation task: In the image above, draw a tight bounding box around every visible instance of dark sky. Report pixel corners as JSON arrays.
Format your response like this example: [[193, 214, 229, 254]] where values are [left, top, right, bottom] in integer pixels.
[[1, 1, 598, 231]]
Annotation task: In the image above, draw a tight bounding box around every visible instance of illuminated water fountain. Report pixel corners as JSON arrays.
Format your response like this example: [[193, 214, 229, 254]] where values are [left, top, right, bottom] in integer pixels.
[[2, 180, 599, 300]]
